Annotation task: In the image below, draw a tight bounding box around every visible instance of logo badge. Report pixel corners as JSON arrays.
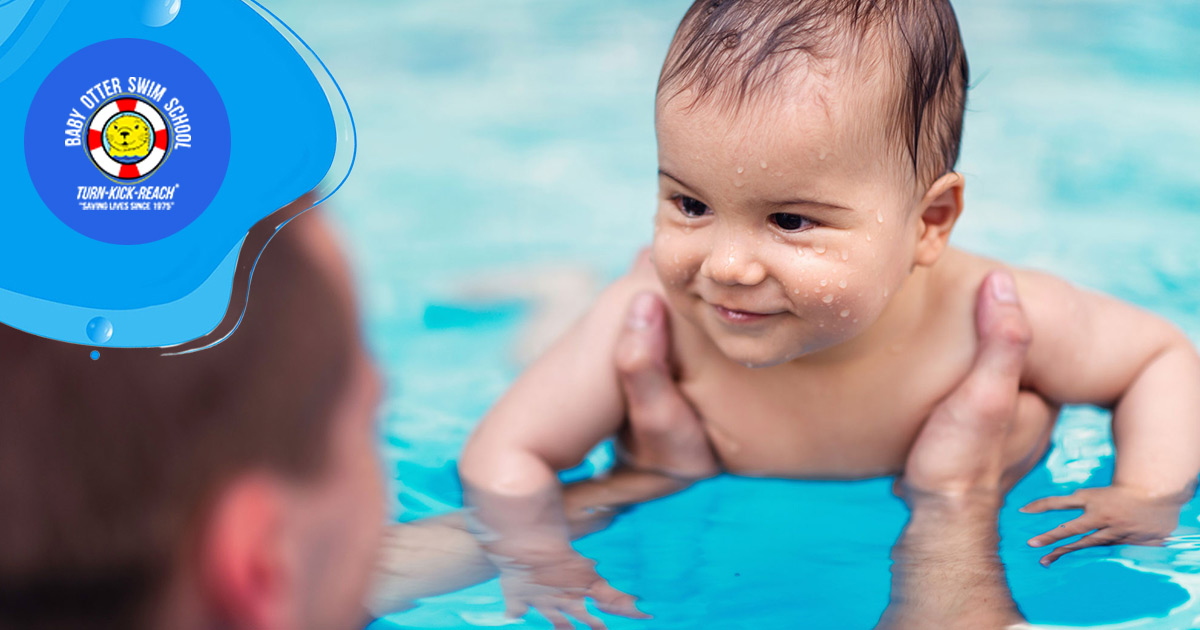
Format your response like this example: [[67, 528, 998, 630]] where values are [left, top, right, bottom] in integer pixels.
[[24, 38, 230, 245]]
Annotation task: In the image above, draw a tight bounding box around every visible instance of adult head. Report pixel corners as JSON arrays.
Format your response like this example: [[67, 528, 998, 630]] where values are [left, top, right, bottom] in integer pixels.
[[0, 210, 384, 630]]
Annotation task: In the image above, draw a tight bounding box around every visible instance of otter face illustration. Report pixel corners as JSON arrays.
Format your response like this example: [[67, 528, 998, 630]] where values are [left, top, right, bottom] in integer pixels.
[[104, 113, 152, 161]]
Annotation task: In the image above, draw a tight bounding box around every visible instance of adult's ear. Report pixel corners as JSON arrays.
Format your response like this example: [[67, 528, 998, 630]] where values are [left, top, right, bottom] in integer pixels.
[[912, 172, 965, 268], [199, 474, 296, 630]]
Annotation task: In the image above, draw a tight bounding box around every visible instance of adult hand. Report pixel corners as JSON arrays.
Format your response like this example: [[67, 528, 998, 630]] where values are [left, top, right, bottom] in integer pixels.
[[899, 269, 1056, 504], [881, 270, 1051, 630]]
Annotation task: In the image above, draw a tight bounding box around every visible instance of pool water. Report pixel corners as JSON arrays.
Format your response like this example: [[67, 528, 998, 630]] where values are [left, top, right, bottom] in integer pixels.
[[275, 1, 1200, 627]]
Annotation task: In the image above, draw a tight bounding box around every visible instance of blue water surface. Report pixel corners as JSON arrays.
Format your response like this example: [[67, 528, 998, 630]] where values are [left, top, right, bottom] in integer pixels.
[[277, 1, 1200, 628]]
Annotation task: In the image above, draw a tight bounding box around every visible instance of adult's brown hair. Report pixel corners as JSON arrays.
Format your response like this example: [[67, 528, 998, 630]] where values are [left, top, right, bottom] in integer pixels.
[[0, 209, 357, 630]]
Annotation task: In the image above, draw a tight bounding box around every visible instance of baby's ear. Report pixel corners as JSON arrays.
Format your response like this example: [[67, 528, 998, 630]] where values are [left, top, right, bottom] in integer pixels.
[[912, 172, 964, 268]]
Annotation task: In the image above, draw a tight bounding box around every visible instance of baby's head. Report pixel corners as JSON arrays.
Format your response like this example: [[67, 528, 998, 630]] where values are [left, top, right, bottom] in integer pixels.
[[653, 0, 969, 367]]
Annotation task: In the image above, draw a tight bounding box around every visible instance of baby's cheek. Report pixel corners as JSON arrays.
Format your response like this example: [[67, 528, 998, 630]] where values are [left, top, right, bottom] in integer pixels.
[[776, 253, 889, 327], [652, 232, 700, 289]]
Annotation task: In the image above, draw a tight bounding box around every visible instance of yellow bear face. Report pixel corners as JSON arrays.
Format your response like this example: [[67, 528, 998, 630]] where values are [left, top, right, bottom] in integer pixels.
[[105, 113, 151, 160]]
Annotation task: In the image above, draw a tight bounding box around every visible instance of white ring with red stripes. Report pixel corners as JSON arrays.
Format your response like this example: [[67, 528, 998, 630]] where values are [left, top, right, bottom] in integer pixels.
[[87, 96, 171, 181]]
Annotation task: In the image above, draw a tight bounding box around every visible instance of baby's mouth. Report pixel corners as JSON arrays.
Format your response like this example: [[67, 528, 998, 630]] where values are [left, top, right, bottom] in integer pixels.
[[711, 303, 780, 324]]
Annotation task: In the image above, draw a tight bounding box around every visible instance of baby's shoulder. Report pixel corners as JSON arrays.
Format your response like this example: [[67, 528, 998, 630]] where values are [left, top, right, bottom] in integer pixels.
[[934, 248, 1070, 306], [932, 248, 1088, 376]]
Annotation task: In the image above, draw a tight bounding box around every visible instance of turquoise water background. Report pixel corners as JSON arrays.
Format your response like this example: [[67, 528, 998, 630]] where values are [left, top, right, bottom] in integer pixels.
[[276, 1, 1200, 628]]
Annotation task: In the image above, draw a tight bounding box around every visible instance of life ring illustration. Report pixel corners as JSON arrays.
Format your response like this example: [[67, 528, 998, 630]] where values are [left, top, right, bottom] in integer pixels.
[[87, 96, 170, 182]]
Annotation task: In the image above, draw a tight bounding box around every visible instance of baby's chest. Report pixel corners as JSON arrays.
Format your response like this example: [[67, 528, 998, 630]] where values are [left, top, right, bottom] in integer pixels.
[[679, 358, 970, 480]]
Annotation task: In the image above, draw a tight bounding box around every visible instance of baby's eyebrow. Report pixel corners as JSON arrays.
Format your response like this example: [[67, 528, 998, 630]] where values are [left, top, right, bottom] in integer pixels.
[[765, 197, 852, 212], [658, 169, 695, 190]]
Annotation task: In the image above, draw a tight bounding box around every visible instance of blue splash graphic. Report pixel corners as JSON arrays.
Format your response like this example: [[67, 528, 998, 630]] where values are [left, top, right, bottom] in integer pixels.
[[0, 0, 355, 348], [89, 349, 98, 360]]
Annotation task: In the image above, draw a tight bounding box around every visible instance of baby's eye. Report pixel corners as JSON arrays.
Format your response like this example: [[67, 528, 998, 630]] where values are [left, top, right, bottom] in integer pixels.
[[770, 213, 816, 232], [673, 195, 710, 218]]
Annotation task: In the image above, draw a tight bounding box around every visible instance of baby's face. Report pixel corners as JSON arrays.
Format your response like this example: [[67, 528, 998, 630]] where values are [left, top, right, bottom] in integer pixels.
[[653, 76, 926, 368]]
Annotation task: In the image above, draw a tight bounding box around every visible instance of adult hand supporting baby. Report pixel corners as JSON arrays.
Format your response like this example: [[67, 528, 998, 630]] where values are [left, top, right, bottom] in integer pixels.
[[880, 269, 1054, 629]]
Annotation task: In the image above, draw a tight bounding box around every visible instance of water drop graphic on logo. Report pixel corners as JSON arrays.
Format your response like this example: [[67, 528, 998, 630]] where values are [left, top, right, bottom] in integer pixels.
[[0, 0, 355, 348], [141, 0, 181, 28], [85, 316, 113, 344]]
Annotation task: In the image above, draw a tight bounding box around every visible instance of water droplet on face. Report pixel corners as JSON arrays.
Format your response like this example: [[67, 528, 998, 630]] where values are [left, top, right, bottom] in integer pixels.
[[883, 289, 890, 298], [818, 150, 827, 160], [793, 288, 801, 295], [866, 234, 872, 242], [90, 350, 100, 361], [840, 310, 851, 318], [840, 251, 849, 261], [760, 160, 768, 169], [673, 254, 680, 264], [773, 234, 783, 243], [86, 317, 113, 344], [796, 246, 805, 257], [140, 0, 182, 27], [876, 210, 884, 223], [734, 180, 744, 188], [814, 244, 827, 254], [838, 279, 848, 289], [819, 279, 828, 287], [736, 166, 745, 174], [822, 294, 834, 304]]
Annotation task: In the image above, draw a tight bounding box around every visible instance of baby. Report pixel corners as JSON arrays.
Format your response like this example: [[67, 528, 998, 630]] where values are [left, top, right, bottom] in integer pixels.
[[461, 0, 1200, 624]]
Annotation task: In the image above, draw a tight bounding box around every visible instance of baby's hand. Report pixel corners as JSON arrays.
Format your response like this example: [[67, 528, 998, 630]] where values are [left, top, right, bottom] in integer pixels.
[[1021, 485, 1182, 565], [492, 543, 648, 630]]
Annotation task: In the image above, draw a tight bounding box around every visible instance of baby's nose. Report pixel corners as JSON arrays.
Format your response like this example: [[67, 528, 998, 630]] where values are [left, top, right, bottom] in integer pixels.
[[700, 239, 767, 287]]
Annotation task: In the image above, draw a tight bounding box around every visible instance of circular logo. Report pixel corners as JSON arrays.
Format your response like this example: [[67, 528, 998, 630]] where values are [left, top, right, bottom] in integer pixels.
[[88, 96, 171, 182], [24, 38, 231, 245]]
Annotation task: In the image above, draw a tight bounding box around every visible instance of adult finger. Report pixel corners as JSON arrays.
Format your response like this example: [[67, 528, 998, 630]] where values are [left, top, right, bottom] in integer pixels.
[[1027, 515, 1098, 548], [1020, 493, 1087, 514], [969, 270, 1033, 393], [1041, 530, 1120, 566], [614, 292, 689, 434], [937, 270, 1032, 434]]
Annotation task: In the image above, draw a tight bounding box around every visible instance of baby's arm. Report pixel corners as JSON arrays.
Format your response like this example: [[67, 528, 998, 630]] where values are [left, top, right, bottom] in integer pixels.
[[459, 267, 659, 622], [1013, 270, 1200, 563]]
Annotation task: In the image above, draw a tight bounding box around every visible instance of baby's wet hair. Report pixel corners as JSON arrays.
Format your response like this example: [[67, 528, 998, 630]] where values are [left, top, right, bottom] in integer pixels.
[[659, 0, 968, 187]]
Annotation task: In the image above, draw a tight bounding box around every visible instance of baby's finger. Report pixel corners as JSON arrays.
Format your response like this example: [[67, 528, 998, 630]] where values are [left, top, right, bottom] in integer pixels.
[[1041, 530, 1118, 566], [538, 606, 576, 630], [560, 601, 608, 630], [1027, 515, 1097, 548], [505, 599, 529, 620], [590, 581, 651, 619], [1020, 493, 1085, 514]]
